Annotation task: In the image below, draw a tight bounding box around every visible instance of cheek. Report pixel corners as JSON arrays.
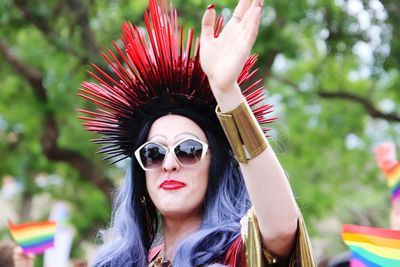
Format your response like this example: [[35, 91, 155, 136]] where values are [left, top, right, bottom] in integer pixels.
[[145, 172, 158, 196], [192, 159, 210, 195]]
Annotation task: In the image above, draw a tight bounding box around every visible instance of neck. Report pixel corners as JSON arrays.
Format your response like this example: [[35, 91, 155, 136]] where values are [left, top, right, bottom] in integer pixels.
[[162, 213, 202, 261]]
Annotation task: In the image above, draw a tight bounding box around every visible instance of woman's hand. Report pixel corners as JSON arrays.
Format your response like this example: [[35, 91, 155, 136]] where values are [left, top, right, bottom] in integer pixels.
[[200, 0, 263, 93], [13, 247, 34, 267]]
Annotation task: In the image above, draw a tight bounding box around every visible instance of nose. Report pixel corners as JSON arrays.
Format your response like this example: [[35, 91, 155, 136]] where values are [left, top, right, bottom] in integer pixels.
[[162, 150, 180, 172]]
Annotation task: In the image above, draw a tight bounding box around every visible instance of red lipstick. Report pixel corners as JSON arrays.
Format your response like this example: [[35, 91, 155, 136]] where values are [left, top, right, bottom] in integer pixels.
[[160, 180, 186, 190]]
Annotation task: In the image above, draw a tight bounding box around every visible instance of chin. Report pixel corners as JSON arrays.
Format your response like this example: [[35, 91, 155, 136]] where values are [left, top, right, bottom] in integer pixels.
[[158, 202, 202, 219], [159, 207, 192, 218]]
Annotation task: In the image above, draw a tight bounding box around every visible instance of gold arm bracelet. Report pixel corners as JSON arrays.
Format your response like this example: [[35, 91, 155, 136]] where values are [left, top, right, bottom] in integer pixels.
[[216, 102, 268, 163]]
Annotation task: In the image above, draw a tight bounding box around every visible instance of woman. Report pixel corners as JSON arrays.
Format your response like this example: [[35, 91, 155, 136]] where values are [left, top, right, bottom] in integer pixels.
[[14, 0, 315, 266], [84, 0, 315, 265]]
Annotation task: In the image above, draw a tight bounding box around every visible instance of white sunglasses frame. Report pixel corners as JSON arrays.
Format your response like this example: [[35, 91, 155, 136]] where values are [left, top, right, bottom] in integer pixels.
[[134, 137, 209, 171]]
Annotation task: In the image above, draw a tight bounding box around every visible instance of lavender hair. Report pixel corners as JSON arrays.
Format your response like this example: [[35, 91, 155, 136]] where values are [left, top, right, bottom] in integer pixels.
[[92, 110, 251, 266]]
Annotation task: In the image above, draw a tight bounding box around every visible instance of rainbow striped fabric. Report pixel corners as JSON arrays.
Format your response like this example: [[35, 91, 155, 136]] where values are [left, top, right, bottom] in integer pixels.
[[8, 220, 56, 255], [342, 224, 400, 267], [386, 163, 400, 203]]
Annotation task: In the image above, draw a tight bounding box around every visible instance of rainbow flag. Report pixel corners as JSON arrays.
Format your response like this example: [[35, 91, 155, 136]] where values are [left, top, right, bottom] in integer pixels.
[[386, 163, 400, 203], [342, 224, 400, 267], [8, 220, 57, 255]]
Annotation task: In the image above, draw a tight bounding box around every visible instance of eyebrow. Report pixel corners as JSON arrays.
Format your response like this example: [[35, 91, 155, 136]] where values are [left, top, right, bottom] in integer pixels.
[[175, 132, 200, 139], [148, 132, 200, 141], [148, 134, 167, 140]]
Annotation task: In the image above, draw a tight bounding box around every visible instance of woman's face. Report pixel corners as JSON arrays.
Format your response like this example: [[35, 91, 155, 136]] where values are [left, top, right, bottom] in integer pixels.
[[144, 114, 211, 220]]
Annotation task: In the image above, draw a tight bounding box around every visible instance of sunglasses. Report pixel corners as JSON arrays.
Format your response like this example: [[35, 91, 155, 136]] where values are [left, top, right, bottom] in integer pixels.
[[134, 137, 209, 171]]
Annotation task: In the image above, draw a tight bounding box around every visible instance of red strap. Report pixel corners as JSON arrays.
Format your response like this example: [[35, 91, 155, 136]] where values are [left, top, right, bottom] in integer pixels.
[[148, 244, 164, 262], [224, 236, 246, 266]]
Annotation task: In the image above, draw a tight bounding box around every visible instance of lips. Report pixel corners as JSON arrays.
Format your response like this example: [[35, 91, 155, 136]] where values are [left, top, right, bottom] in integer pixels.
[[160, 180, 186, 190]]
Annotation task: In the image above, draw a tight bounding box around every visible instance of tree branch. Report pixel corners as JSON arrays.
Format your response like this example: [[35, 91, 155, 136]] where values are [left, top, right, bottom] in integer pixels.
[[261, 50, 279, 78], [0, 40, 47, 101], [270, 73, 400, 122], [41, 116, 114, 196], [13, 0, 88, 63], [270, 73, 301, 92], [0, 40, 114, 198], [67, 0, 100, 60], [319, 91, 400, 122]]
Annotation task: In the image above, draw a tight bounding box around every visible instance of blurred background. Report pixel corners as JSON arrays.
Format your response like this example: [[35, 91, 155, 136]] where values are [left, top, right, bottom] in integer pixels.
[[0, 0, 399, 265]]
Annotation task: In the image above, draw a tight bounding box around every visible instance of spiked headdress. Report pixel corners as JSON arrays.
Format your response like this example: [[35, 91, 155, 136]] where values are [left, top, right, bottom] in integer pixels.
[[78, 0, 275, 164]]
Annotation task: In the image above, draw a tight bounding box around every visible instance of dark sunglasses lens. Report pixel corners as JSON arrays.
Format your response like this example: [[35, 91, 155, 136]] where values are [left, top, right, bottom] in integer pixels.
[[139, 143, 167, 169], [174, 139, 204, 165]]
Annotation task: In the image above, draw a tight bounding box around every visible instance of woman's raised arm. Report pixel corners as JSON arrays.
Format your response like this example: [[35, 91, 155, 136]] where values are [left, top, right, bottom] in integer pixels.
[[200, 0, 299, 257]]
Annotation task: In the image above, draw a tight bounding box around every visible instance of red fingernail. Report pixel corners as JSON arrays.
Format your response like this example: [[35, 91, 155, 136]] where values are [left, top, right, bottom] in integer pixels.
[[207, 4, 215, 10]]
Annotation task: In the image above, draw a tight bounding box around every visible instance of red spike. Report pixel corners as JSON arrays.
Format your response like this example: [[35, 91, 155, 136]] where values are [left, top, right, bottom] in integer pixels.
[[112, 40, 138, 79], [97, 108, 116, 117], [78, 93, 122, 114], [103, 48, 133, 88], [80, 86, 130, 108], [85, 72, 118, 94], [90, 64, 120, 89], [242, 80, 263, 95], [79, 116, 118, 123]]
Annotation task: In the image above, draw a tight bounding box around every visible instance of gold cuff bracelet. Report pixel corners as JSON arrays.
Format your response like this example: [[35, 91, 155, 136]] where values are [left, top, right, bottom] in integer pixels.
[[216, 102, 268, 163]]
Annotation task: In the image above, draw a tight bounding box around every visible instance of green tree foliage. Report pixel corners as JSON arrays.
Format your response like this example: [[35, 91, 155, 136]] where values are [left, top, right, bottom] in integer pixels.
[[1, 0, 399, 261]]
